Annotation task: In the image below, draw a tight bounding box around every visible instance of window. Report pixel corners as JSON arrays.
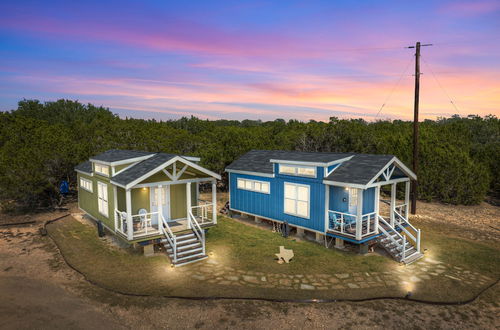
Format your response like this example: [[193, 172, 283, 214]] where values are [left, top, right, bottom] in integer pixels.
[[97, 182, 109, 217], [94, 163, 109, 176], [236, 178, 270, 194], [349, 188, 358, 207], [79, 177, 93, 192], [279, 164, 316, 177], [284, 182, 310, 218]]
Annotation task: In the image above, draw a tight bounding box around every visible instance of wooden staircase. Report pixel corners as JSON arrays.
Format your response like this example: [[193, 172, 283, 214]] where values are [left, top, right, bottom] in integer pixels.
[[377, 215, 423, 264], [161, 231, 207, 267]]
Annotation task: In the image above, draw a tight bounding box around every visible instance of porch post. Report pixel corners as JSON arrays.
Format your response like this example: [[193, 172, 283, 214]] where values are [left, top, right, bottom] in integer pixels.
[[324, 184, 330, 231], [126, 188, 133, 240], [196, 182, 200, 204], [158, 185, 163, 228], [390, 183, 396, 227], [355, 188, 363, 240], [113, 185, 118, 232], [404, 180, 410, 220], [374, 186, 380, 233], [212, 180, 217, 224], [186, 182, 191, 229]]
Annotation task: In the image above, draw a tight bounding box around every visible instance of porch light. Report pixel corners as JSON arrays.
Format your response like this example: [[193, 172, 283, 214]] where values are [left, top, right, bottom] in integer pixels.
[[142, 187, 147, 191]]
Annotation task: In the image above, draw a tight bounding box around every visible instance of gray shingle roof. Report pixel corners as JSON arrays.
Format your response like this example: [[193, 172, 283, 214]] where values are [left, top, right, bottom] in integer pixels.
[[325, 154, 395, 185], [90, 149, 154, 163], [225, 150, 355, 174], [111, 153, 177, 186], [226, 150, 405, 185], [74, 161, 92, 174]]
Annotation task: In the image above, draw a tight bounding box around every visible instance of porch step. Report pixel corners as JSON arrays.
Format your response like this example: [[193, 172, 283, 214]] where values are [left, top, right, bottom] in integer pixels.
[[168, 247, 203, 258], [161, 228, 207, 267], [166, 242, 202, 254], [377, 219, 423, 264], [173, 253, 208, 267]]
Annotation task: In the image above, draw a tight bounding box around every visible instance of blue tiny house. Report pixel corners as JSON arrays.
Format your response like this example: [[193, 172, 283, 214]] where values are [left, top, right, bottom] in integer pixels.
[[226, 150, 423, 264]]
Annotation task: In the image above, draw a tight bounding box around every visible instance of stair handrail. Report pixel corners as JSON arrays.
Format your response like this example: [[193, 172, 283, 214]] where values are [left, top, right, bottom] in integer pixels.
[[393, 209, 421, 253], [160, 214, 177, 263], [377, 215, 405, 251], [188, 210, 206, 255]]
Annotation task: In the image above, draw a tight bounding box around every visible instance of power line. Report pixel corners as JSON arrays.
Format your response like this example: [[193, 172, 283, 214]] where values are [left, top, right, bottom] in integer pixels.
[[421, 56, 461, 115], [375, 56, 414, 117]]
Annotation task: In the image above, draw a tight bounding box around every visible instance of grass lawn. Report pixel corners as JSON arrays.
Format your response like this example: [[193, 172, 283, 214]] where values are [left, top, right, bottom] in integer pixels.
[[47, 215, 499, 301]]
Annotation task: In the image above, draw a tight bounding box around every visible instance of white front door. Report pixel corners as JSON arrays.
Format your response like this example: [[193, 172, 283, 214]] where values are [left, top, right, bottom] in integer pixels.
[[150, 186, 170, 224]]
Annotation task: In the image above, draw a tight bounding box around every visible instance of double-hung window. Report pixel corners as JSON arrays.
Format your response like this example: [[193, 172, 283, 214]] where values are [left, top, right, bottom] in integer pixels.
[[97, 181, 109, 217], [284, 182, 310, 218], [79, 177, 93, 192], [94, 163, 109, 176], [237, 178, 270, 194]]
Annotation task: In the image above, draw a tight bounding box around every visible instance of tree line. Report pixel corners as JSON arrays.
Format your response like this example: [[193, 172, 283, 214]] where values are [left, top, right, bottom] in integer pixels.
[[0, 99, 498, 211]]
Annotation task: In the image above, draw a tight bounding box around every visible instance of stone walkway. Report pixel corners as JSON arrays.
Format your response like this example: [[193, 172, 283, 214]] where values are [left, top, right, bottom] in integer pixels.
[[179, 257, 492, 291]]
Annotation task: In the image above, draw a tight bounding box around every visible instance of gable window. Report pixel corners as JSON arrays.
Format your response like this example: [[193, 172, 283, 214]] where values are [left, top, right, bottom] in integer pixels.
[[94, 163, 109, 176], [279, 164, 316, 177], [79, 177, 93, 192], [97, 181, 109, 217], [284, 182, 310, 218], [237, 178, 270, 194]]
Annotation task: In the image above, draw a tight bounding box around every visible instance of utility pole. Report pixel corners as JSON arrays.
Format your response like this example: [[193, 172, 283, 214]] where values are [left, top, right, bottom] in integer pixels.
[[407, 41, 432, 215]]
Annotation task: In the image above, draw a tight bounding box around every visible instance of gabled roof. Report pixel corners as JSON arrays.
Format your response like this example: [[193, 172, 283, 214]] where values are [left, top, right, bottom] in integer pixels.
[[225, 150, 355, 174], [74, 161, 92, 174], [226, 150, 416, 187], [75, 150, 219, 188], [111, 153, 177, 186], [89, 149, 155, 164], [325, 154, 394, 185]]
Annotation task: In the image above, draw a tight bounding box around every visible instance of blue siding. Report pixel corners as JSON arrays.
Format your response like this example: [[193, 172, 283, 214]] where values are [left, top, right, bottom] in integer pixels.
[[329, 186, 375, 215], [329, 186, 349, 213], [230, 169, 326, 232], [362, 187, 375, 214]]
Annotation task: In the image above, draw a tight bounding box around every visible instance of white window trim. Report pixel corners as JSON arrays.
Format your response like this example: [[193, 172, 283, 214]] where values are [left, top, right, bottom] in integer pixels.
[[79, 177, 93, 192], [279, 164, 316, 178], [94, 163, 110, 177], [97, 181, 109, 217], [283, 182, 310, 219], [236, 178, 270, 194]]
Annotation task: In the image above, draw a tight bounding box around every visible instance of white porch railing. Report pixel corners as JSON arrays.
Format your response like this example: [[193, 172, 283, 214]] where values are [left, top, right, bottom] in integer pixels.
[[327, 211, 377, 239], [159, 214, 177, 263], [394, 203, 408, 224], [114, 209, 162, 239], [188, 210, 206, 255], [191, 201, 215, 225], [393, 209, 421, 253]]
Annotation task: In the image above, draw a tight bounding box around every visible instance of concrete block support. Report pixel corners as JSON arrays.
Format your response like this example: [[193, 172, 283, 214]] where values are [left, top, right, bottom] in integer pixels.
[[296, 227, 305, 237], [143, 244, 155, 257], [315, 232, 324, 243], [359, 243, 369, 255], [254, 216, 262, 224], [335, 237, 345, 249]]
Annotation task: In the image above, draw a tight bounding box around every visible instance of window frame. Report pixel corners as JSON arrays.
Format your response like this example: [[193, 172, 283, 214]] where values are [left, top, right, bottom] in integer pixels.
[[279, 164, 316, 178], [94, 163, 110, 177], [283, 182, 310, 219], [236, 178, 270, 194], [97, 181, 109, 217], [79, 177, 93, 192]]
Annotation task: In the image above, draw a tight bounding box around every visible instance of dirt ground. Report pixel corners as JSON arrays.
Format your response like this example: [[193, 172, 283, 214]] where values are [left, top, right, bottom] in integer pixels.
[[0, 201, 499, 329]]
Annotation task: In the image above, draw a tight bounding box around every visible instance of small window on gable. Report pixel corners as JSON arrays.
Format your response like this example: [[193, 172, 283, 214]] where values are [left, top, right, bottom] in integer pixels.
[[94, 163, 109, 176], [279, 164, 316, 177]]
